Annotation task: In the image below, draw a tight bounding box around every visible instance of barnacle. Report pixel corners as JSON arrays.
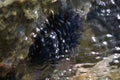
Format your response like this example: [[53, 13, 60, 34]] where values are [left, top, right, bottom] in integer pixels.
[[28, 4, 83, 64]]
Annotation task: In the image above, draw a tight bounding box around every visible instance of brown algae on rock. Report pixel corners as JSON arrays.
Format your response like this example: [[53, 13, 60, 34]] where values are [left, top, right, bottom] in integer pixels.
[[0, 2, 42, 79]]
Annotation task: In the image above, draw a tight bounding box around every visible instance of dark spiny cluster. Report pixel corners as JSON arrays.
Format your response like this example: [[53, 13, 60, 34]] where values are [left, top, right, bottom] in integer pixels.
[[28, 10, 82, 64]]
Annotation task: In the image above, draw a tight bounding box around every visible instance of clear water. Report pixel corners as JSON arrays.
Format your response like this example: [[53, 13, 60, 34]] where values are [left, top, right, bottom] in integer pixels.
[[45, 0, 120, 80], [0, 0, 120, 80]]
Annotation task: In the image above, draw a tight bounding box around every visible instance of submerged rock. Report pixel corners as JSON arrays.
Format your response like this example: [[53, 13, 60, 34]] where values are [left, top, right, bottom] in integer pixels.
[[87, 0, 120, 48], [0, 1, 41, 79], [0, 0, 41, 63], [70, 54, 120, 80], [1, 0, 120, 80]]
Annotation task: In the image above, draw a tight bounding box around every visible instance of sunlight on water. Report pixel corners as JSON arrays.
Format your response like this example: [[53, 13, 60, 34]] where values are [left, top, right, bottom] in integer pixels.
[[0, 0, 120, 80], [47, 0, 120, 79]]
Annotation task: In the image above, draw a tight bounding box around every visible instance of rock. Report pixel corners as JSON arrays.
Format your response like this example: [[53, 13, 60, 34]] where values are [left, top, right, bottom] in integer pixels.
[[70, 54, 120, 80]]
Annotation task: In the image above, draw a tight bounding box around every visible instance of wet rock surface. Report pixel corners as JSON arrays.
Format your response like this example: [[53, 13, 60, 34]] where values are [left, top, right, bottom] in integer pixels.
[[70, 54, 120, 80], [0, 0, 41, 79], [0, 0, 120, 80]]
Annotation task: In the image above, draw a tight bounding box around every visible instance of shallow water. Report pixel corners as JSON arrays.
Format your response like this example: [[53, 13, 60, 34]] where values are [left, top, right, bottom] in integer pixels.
[[41, 0, 120, 79], [0, 0, 120, 80]]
